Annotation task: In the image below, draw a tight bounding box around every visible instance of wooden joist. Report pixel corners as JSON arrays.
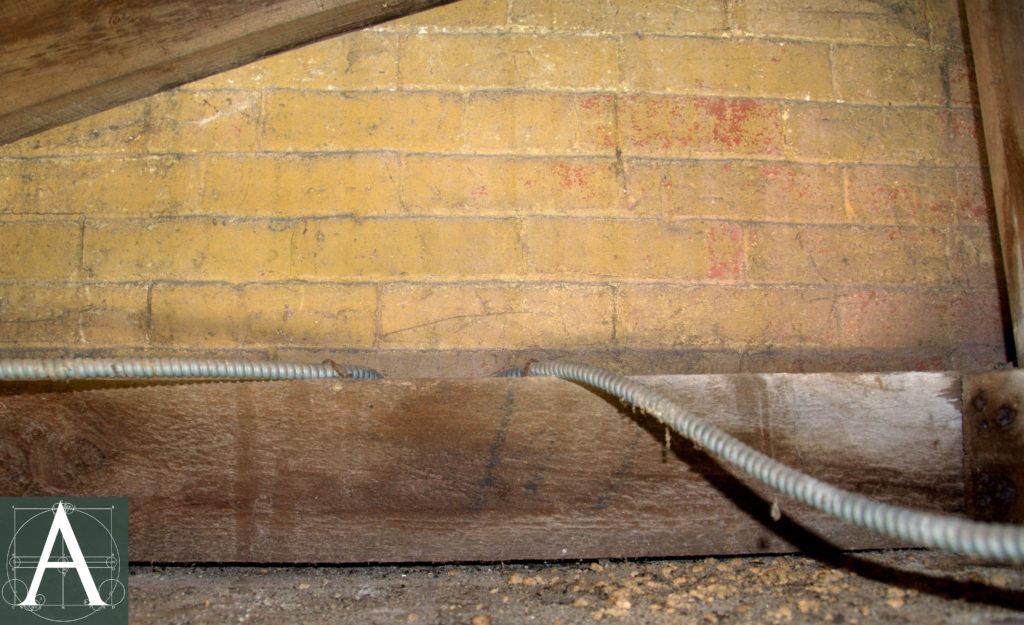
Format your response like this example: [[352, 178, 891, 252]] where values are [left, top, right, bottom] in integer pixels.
[[965, 0, 1024, 358], [0, 0, 455, 145], [0, 373, 964, 563]]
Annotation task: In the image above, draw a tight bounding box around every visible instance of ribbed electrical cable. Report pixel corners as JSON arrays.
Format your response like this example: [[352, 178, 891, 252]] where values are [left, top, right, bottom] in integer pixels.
[[0, 358, 382, 380], [499, 360, 1024, 563]]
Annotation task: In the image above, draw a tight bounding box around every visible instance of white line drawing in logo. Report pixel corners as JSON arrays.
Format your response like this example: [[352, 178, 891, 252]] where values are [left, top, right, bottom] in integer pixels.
[[2, 501, 125, 623]]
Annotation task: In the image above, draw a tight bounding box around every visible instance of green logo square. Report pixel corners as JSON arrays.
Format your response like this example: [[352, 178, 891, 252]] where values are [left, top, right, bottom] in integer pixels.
[[1, 497, 128, 625]]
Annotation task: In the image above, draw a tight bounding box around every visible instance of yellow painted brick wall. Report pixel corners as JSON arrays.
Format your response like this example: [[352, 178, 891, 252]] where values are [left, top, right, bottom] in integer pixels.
[[0, 0, 1008, 376]]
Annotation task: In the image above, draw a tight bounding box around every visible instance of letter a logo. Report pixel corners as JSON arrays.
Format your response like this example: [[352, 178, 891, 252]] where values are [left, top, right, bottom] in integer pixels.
[[2, 497, 128, 624], [19, 502, 106, 607]]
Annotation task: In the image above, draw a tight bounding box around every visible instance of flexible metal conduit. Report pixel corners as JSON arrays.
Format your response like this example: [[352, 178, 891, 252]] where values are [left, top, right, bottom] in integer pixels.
[[500, 360, 1024, 563], [0, 358, 382, 380]]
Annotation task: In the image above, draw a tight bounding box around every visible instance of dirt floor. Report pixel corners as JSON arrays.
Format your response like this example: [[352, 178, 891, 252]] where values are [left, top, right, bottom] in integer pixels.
[[130, 550, 1024, 624]]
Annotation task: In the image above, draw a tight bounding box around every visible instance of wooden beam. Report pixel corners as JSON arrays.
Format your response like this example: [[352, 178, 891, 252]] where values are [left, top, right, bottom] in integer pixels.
[[965, 0, 1024, 358], [0, 0, 456, 145], [963, 369, 1024, 523], [0, 373, 964, 563]]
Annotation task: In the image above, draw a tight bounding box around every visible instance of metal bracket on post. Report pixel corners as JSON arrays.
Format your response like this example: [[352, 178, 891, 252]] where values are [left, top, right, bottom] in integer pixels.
[[963, 370, 1024, 523]]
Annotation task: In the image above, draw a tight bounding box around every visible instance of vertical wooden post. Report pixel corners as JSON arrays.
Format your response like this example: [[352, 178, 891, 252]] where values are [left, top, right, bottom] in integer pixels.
[[964, 0, 1024, 359], [963, 370, 1024, 523]]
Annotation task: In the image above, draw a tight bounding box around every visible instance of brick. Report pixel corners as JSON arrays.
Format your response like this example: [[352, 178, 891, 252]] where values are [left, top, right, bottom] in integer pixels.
[[466, 93, 574, 153], [509, 0, 612, 31], [516, 158, 628, 215], [731, 0, 929, 45], [626, 160, 844, 222], [575, 95, 618, 154], [150, 282, 376, 348], [954, 348, 1012, 372], [380, 283, 613, 348], [944, 48, 975, 107], [619, 96, 784, 158], [942, 108, 985, 166], [833, 46, 945, 106], [925, 0, 967, 50], [464, 93, 615, 155], [402, 155, 516, 215], [4, 89, 259, 156], [263, 91, 464, 152], [0, 219, 81, 280], [955, 167, 993, 226], [181, 61, 264, 91], [616, 285, 837, 349], [399, 33, 618, 91], [202, 153, 400, 217], [942, 288, 1007, 348], [610, 0, 727, 34], [0, 98, 151, 157], [837, 288, 1004, 350], [273, 347, 518, 378], [0, 159, 12, 208], [783, 103, 982, 166], [509, 0, 727, 35], [950, 227, 1001, 291], [190, 32, 397, 91], [83, 218, 292, 281], [525, 217, 743, 280], [2, 156, 200, 216], [509, 34, 617, 90], [400, 34, 515, 89], [622, 37, 831, 100], [258, 32, 397, 91], [747, 224, 952, 286], [740, 349, 949, 374], [0, 283, 148, 346], [844, 165, 990, 226], [403, 155, 630, 216], [0, 89, 255, 157], [386, 0, 508, 30], [292, 218, 522, 279], [147, 90, 261, 153]]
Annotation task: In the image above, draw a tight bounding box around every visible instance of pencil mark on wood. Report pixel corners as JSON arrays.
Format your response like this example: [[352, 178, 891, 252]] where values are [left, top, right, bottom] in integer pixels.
[[472, 386, 514, 512]]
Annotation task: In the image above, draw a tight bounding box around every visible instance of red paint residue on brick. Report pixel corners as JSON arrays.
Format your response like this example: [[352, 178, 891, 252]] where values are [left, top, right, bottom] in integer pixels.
[[579, 95, 611, 111], [956, 169, 990, 222], [887, 229, 920, 243], [614, 97, 781, 156], [553, 161, 596, 200], [868, 181, 954, 219], [706, 223, 743, 280], [624, 96, 689, 151], [761, 163, 825, 203], [762, 162, 795, 192], [939, 109, 977, 140], [949, 63, 973, 107], [696, 97, 776, 152]]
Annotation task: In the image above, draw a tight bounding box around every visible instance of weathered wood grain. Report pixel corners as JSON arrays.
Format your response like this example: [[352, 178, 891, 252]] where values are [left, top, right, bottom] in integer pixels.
[[963, 369, 1024, 523], [0, 373, 963, 562], [0, 0, 455, 145], [965, 0, 1024, 357]]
